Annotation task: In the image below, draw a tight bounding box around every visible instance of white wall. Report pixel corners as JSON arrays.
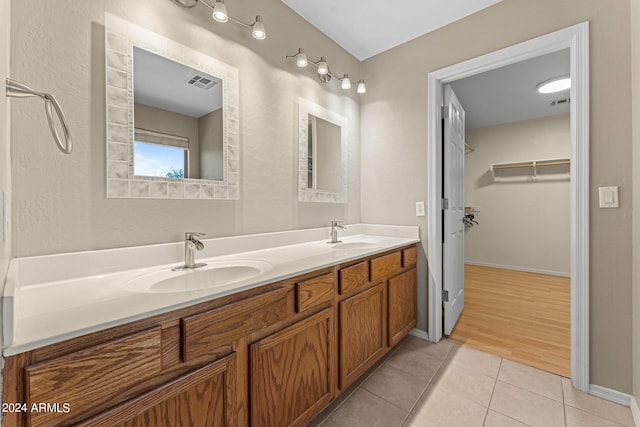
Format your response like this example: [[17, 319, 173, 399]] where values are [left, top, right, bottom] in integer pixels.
[[1, 0, 11, 289], [464, 114, 570, 276], [9, 0, 361, 257], [631, 0, 640, 415]]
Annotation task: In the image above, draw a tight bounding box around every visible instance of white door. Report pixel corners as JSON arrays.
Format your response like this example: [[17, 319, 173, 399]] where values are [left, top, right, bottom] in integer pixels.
[[443, 85, 465, 335]]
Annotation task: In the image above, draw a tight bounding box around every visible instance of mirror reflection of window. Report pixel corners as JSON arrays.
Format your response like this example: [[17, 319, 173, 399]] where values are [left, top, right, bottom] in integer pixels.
[[133, 47, 224, 180], [307, 114, 342, 193]]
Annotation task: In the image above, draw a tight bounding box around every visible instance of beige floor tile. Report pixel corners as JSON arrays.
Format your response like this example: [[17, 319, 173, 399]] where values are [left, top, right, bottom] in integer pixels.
[[562, 378, 634, 426], [483, 410, 531, 427], [401, 336, 456, 359], [446, 345, 502, 378], [330, 388, 408, 427], [431, 359, 497, 407], [404, 385, 487, 427], [362, 363, 428, 411], [498, 359, 563, 402], [490, 381, 564, 427], [385, 341, 448, 382], [565, 405, 630, 427], [319, 420, 341, 427]]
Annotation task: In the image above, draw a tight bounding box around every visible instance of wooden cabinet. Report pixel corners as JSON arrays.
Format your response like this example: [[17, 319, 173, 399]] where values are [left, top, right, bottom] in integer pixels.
[[2, 244, 418, 427], [250, 308, 334, 427], [77, 354, 236, 427], [338, 284, 385, 389], [388, 268, 418, 347]]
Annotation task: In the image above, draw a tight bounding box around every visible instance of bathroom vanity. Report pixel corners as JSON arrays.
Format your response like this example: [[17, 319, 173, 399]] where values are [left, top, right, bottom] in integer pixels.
[[1, 226, 419, 427]]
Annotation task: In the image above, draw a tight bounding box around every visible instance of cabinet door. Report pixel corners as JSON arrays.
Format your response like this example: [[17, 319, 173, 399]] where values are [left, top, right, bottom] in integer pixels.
[[250, 308, 334, 427], [388, 268, 417, 347], [339, 283, 385, 389], [75, 354, 236, 427]]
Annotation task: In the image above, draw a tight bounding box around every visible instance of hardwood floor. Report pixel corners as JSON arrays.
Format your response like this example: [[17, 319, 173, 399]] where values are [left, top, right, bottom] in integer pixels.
[[448, 264, 570, 377]]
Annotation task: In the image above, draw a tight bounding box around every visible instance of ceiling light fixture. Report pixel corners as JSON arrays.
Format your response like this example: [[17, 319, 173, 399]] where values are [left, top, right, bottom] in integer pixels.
[[173, 0, 266, 40], [537, 76, 570, 94], [285, 48, 366, 94]]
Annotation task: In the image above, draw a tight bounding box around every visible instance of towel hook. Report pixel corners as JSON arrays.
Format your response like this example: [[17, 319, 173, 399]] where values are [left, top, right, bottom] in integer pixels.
[[5, 78, 73, 154]]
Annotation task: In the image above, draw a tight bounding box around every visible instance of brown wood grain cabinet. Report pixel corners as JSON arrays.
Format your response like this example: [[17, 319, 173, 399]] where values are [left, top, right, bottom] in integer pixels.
[[250, 308, 334, 427], [2, 244, 417, 427]]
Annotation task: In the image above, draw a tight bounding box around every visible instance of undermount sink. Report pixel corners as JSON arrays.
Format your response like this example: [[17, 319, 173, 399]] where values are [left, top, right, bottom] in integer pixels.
[[330, 240, 383, 251], [123, 259, 273, 293]]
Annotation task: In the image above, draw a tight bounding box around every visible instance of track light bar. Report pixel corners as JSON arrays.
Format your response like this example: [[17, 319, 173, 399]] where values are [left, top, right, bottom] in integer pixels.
[[173, 0, 266, 40], [285, 48, 366, 94]]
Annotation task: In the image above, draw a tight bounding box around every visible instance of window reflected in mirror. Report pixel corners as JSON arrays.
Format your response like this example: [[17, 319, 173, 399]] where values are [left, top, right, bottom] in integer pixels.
[[133, 47, 224, 181]]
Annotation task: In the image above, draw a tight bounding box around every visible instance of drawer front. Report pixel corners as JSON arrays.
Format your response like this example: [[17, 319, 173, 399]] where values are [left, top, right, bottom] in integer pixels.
[[339, 261, 369, 295], [25, 327, 162, 427], [370, 251, 402, 281], [182, 286, 293, 361], [296, 272, 335, 313], [402, 246, 417, 267]]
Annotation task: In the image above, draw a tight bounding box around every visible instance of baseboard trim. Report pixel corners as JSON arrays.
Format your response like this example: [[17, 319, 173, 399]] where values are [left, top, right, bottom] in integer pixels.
[[464, 261, 570, 277], [408, 328, 429, 341], [630, 396, 640, 427], [588, 384, 632, 406]]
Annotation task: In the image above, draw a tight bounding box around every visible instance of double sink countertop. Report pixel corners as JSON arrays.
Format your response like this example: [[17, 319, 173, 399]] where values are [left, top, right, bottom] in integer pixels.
[[2, 224, 420, 356]]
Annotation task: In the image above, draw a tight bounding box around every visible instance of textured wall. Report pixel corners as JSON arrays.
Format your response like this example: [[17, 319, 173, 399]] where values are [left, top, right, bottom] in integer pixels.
[[464, 115, 570, 276], [1, 0, 10, 283], [631, 0, 640, 410], [10, 0, 361, 256], [361, 0, 633, 393]]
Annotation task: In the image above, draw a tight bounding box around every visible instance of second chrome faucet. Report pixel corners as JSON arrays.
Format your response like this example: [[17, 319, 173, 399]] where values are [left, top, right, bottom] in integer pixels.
[[173, 232, 207, 270], [328, 221, 346, 244]]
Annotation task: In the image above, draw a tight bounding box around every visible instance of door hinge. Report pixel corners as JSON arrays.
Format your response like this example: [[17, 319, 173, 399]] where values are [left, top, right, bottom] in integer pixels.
[[442, 198, 449, 210], [441, 105, 449, 119], [443, 290, 449, 302]]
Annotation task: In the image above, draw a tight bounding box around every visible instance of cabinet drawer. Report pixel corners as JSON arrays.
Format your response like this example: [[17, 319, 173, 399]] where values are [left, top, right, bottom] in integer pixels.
[[296, 272, 335, 313], [339, 261, 369, 295], [182, 286, 293, 361], [370, 251, 402, 281], [402, 246, 417, 267], [25, 327, 162, 427]]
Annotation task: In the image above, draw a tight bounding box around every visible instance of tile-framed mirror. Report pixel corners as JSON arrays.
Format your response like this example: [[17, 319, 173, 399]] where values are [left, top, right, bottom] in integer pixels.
[[105, 13, 240, 199], [298, 98, 348, 203]]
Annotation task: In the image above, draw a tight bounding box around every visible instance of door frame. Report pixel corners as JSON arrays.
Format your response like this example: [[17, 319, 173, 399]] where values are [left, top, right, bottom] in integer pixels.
[[426, 22, 590, 391]]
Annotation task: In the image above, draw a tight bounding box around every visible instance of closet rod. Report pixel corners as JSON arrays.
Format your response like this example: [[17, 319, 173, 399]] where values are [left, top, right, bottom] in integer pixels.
[[5, 78, 73, 154], [492, 159, 570, 170]]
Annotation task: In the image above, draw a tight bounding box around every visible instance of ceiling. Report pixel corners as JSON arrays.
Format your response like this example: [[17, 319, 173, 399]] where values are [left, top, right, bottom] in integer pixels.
[[280, 0, 503, 60], [133, 47, 222, 118], [450, 49, 570, 130]]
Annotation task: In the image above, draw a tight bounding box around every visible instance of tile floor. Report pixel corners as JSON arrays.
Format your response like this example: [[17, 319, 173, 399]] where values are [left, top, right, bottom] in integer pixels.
[[307, 336, 635, 427]]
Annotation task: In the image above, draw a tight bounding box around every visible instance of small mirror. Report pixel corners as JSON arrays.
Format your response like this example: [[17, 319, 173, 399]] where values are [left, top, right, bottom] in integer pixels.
[[133, 47, 224, 181], [105, 13, 239, 200], [307, 114, 342, 193], [298, 99, 348, 203]]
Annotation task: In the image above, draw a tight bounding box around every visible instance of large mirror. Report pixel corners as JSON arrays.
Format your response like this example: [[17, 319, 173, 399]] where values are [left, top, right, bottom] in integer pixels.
[[105, 13, 239, 199], [298, 99, 348, 203]]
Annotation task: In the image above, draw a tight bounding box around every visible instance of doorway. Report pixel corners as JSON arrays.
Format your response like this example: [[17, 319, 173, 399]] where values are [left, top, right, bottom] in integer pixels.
[[426, 22, 589, 391]]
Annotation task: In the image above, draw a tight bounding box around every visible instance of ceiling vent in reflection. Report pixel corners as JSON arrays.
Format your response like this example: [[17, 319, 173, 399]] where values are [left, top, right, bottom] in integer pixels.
[[185, 73, 218, 90], [550, 98, 570, 107]]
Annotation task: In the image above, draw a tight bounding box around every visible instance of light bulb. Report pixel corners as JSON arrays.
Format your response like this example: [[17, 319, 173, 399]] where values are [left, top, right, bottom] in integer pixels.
[[212, 0, 228, 23], [341, 74, 351, 90], [317, 57, 328, 75], [252, 16, 266, 40], [356, 79, 366, 94], [537, 77, 570, 94], [296, 48, 308, 67]]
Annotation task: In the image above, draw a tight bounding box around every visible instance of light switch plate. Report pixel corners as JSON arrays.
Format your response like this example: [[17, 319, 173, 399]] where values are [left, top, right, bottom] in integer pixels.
[[415, 201, 425, 217], [598, 186, 619, 208]]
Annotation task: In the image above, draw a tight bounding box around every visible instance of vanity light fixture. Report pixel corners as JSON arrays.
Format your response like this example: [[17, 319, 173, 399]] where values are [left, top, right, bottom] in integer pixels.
[[286, 48, 366, 94], [173, 0, 267, 40], [537, 76, 570, 94]]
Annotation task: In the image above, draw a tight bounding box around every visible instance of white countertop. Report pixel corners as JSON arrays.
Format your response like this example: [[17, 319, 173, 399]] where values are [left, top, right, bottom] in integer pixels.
[[2, 224, 419, 356]]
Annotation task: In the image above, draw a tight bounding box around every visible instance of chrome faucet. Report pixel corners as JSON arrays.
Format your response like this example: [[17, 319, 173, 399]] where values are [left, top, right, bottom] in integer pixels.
[[173, 232, 207, 270], [328, 221, 346, 244]]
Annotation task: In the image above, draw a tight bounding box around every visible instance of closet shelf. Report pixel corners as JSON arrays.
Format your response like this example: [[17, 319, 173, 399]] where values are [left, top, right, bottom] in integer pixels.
[[491, 158, 570, 178]]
